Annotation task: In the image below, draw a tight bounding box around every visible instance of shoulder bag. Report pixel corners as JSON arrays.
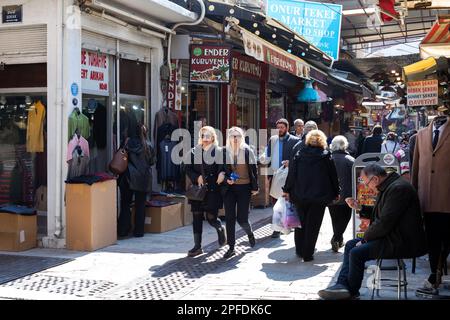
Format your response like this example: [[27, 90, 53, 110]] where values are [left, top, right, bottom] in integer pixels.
[[109, 138, 129, 175], [186, 161, 207, 201]]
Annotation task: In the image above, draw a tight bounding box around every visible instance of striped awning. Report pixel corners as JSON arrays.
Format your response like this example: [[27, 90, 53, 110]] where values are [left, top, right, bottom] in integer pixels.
[[421, 16, 450, 45], [420, 15, 450, 59]]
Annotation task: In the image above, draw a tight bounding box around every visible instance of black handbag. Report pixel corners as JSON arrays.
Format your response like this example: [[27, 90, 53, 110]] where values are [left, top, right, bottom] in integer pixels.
[[186, 162, 207, 201]]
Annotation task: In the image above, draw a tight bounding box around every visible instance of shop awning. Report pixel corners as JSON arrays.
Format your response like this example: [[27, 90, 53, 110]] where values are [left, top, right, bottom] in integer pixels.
[[327, 70, 365, 94], [420, 15, 450, 59], [402, 57, 437, 81], [237, 25, 320, 80]]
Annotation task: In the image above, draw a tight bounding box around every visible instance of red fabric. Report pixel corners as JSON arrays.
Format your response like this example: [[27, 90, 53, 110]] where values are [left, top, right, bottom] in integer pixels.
[[379, 0, 397, 22]]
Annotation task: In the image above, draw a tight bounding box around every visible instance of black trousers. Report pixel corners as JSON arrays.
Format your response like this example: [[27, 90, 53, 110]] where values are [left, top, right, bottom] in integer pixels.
[[293, 201, 326, 258], [424, 212, 450, 283], [224, 184, 253, 248], [118, 180, 147, 236], [192, 209, 222, 237], [328, 204, 352, 243]]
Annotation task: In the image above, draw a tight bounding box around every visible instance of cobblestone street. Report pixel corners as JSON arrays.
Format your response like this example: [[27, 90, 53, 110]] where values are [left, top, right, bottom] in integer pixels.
[[0, 207, 435, 300]]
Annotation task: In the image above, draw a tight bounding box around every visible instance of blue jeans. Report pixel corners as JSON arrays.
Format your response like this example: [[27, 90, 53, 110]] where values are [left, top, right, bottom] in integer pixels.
[[337, 238, 380, 295]]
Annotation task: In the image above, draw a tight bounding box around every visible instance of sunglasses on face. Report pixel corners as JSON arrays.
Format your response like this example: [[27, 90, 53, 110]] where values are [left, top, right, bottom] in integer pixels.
[[202, 134, 212, 139], [230, 134, 242, 139]]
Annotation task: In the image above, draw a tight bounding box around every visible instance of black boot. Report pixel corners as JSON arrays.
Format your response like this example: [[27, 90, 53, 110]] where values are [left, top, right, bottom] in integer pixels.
[[188, 233, 203, 257], [223, 246, 235, 259], [217, 227, 227, 246], [248, 233, 256, 248]]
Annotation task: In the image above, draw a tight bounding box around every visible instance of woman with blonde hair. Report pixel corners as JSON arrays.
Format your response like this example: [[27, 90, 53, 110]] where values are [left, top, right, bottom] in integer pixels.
[[222, 127, 259, 259], [283, 129, 340, 261], [185, 126, 226, 257]]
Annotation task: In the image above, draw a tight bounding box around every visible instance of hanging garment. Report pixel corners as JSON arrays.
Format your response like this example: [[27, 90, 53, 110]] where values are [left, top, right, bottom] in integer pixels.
[[93, 103, 107, 149], [159, 139, 180, 182], [67, 146, 90, 179], [26, 101, 46, 153], [153, 108, 179, 144], [68, 109, 90, 140], [67, 134, 90, 162]]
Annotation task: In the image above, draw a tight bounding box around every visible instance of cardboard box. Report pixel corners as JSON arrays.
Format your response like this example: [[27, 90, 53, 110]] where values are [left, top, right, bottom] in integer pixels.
[[66, 179, 117, 251], [134, 203, 182, 233], [0, 212, 37, 251], [152, 194, 192, 226]]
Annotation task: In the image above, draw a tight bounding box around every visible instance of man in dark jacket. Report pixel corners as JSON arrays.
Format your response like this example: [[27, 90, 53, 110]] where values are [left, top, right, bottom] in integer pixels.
[[361, 125, 384, 154], [318, 164, 427, 300]]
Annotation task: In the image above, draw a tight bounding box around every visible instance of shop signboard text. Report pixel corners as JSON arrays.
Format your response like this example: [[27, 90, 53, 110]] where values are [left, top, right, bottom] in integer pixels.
[[232, 52, 266, 80], [168, 60, 182, 111], [407, 79, 438, 107], [266, 0, 342, 60], [189, 45, 231, 83], [2, 5, 22, 23], [81, 49, 109, 96]]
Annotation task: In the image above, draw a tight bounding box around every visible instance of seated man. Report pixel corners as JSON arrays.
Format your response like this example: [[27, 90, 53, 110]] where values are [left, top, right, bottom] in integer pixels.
[[318, 164, 427, 300]]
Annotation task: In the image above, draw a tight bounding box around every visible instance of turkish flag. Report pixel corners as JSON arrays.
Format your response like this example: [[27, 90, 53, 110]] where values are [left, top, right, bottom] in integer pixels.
[[378, 0, 398, 22]]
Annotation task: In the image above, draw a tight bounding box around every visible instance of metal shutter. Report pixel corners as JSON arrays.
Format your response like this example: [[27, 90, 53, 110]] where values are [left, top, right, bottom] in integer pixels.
[[119, 40, 151, 63], [82, 30, 117, 54], [0, 25, 47, 64]]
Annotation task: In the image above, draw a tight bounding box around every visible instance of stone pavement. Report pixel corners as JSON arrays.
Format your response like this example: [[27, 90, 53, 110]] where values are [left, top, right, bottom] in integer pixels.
[[0, 207, 441, 300]]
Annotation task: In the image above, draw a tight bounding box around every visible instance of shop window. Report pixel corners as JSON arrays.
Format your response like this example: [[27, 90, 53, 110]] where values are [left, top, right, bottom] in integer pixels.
[[119, 59, 146, 96], [189, 85, 219, 131], [236, 88, 259, 131], [0, 95, 47, 208]]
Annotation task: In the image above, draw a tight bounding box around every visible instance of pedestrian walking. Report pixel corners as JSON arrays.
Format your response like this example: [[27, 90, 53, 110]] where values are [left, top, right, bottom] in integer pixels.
[[265, 118, 300, 238], [328, 135, 355, 252], [222, 127, 259, 259], [185, 126, 227, 257], [361, 125, 384, 154], [283, 130, 340, 262]]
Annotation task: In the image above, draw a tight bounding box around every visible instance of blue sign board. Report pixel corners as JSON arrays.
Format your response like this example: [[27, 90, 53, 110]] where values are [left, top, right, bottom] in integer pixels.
[[267, 0, 342, 60], [71, 82, 79, 96]]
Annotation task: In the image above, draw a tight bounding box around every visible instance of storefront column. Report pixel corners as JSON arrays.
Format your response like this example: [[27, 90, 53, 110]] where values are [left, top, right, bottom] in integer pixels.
[[43, 1, 81, 248], [151, 46, 164, 191]]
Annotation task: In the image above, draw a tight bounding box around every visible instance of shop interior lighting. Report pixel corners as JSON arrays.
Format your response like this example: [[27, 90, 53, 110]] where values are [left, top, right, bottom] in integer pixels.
[[0, 96, 6, 105], [396, 77, 401, 81], [25, 96, 32, 105], [391, 70, 396, 74], [112, 101, 116, 106], [181, 86, 185, 92], [120, 105, 125, 110], [132, 105, 138, 110]]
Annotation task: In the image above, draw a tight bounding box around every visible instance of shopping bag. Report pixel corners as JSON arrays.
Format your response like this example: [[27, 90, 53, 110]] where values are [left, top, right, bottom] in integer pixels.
[[283, 201, 301, 229], [269, 166, 288, 199], [271, 197, 291, 234]]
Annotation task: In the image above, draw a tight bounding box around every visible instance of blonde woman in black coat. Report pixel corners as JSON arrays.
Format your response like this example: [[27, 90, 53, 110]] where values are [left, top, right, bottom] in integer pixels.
[[186, 126, 226, 257]]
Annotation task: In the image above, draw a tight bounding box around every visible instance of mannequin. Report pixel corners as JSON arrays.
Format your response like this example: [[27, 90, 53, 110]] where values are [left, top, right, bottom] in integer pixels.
[[412, 112, 450, 295]]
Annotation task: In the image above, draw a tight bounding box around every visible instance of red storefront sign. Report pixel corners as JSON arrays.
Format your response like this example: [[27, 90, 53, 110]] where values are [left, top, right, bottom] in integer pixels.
[[264, 47, 296, 75], [231, 52, 266, 80], [189, 45, 231, 83], [167, 60, 182, 110], [81, 49, 109, 95]]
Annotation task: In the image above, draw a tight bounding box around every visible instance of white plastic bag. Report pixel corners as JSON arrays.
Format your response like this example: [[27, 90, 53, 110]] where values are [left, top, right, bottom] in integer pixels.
[[269, 166, 288, 199], [272, 197, 291, 235]]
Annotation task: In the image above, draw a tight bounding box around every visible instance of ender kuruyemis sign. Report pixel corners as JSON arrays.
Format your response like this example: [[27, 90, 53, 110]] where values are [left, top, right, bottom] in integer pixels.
[[189, 45, 231, 84], [407, 79, 438, 107], [266, 0, 342, 60]]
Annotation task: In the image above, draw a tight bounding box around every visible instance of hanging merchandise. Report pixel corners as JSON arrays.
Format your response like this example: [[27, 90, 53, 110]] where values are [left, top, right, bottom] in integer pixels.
[[68, 107, 90, 140], [344, 93, 357, 112], [67, 134, 90, 179], [159, 137, 180, 182], [297, 80, 319, 102], [26, 100, 46, 153]]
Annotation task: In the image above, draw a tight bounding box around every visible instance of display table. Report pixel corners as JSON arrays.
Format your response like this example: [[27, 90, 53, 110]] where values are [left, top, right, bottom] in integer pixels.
[[66, 179, 117, 251]]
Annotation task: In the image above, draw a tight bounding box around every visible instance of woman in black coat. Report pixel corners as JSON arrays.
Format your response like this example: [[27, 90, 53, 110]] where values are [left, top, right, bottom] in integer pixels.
[[185, 126, 226, 257], [283, 130, 340, 262], [117, 124, 156, 238], [222, 127, 259, 259], [328, 135, 355, 252]]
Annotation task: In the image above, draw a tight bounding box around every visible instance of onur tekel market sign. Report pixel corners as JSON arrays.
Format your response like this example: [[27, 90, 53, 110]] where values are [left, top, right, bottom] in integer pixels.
[[189, 45, 231, 84], [407, 79, 438, 107]]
